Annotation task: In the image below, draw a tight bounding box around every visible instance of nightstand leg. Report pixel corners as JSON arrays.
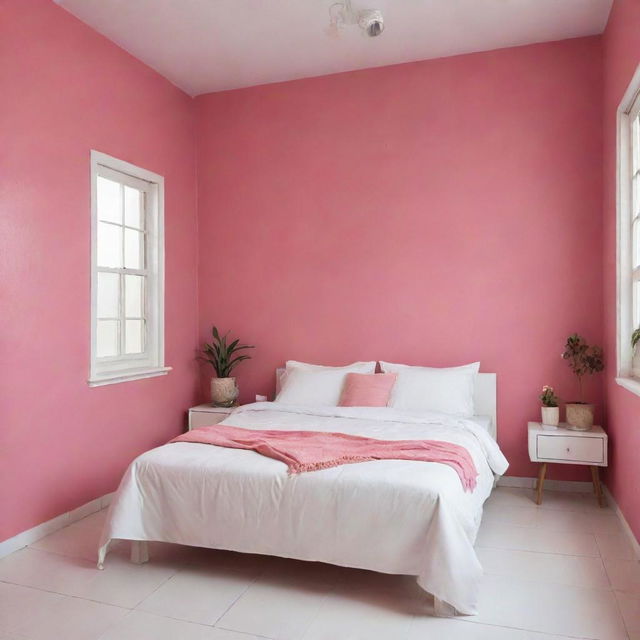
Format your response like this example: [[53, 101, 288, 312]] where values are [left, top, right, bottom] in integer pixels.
[[536, 463, 547, 505], [590, 466, 605, 508]]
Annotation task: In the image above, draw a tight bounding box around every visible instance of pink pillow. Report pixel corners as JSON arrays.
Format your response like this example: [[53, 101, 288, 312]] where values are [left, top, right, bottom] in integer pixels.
[[338, 373, 398, 407]]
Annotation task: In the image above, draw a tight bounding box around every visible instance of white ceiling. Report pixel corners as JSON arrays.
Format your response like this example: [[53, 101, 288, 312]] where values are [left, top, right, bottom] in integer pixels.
[[55, 0, 613, 96]]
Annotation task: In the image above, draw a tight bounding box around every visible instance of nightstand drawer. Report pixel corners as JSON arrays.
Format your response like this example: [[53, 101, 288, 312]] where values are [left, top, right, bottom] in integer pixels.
[[189, 410, 230, 429], [536, 435, 604, 464]]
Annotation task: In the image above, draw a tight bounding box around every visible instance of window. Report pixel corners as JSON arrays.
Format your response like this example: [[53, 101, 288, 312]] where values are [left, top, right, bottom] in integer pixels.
[[89, 151, 169, 386]]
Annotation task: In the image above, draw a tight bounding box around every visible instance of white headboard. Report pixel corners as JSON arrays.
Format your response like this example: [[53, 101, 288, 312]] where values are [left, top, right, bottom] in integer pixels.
[[275, 368, 498, 439]]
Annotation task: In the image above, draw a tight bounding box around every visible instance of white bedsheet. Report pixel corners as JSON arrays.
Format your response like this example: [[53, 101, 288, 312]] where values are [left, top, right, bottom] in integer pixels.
[[98, 403, 508, 614]]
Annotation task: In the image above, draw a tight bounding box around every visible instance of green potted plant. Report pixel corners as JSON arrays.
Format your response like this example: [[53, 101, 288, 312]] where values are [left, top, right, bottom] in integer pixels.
[[539, 385, 560, 427], [561, 334, 604, 431], [200, 326, 254, 407], [632, 327, 640, 375]]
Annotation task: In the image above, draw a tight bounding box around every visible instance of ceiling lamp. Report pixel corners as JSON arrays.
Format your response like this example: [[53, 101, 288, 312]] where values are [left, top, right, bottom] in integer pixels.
[[327, 1, 384, 38]]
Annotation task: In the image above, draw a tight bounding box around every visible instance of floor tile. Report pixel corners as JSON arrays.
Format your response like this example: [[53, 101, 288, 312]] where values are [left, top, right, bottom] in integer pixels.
[[0, 581, 64, 635], [407, 617, 580, 639], [472, 574, 628, 639], [534, 508, 593, 533], [300, 582, 424, 640], [596, 531, 637, 560], [0, 546, 179, 608], [137, 563, 257, 625], [605, 558, 640, 594], [617, 591, 640, 634], [476, 524, 599, 556], [588, 511, 626, 535], [481, 504, 539, 528], [97, 610, 260, 640], [13, 595, 127, 640], [476, 547, 609, 588], [30, 511, 114, 562], [484, 487, 540, 509], [217, 565, 335, 639]]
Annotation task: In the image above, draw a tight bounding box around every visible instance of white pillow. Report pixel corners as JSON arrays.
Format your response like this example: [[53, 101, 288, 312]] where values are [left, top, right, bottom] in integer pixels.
[[379, 361, 480, 417], [276, 361, 376, 406]]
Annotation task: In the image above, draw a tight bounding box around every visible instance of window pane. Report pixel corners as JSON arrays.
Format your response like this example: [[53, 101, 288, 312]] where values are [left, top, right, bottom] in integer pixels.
[[97, 320, 119, 357], [97, 272, 119, 318], [125, 274, 144, 317], [124, 186, 143, 229], [125, 319, 144, 354], [97, 176, 122, 224], [124, 228, 144, 269], [97, 222, 122, 268]]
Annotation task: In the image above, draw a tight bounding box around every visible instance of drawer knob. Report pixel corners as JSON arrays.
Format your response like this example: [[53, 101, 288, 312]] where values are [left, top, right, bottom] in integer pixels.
[[566, 447, 570, 452]]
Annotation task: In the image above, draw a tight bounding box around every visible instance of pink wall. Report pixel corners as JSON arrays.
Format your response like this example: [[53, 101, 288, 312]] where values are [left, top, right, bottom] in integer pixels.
[[0, 0, 199, 541], [196, 37, 604, 480], [602, 0, 640, 541]]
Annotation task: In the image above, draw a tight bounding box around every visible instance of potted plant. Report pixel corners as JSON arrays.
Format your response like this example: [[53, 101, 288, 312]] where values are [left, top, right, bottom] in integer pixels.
[[200, 326, 254, 407], [539, 385, 560, 427], [561, 333, 604, 431], [632, 327, 640, 376]]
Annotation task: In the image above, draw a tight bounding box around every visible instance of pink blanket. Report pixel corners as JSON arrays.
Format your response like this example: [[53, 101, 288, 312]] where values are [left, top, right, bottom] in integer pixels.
[[171, 425, 478, 491]]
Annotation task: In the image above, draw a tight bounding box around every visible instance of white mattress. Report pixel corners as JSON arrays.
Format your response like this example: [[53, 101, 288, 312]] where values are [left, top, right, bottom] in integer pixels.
[[99, 403, 508, 614]]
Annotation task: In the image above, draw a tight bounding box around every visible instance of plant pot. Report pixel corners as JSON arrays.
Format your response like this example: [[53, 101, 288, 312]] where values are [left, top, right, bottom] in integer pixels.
[[541, 406, 559, 427], [565, 403, 594, 431], [210, 377, 239, 408]]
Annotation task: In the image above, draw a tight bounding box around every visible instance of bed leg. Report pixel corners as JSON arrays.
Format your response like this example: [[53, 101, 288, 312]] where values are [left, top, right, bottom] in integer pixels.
[[434, 597, 458, 617], [130, 541, 149, 565]]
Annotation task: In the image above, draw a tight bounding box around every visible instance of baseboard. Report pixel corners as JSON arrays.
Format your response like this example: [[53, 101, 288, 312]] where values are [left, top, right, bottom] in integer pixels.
[[0, 492, 114, 560], [602, 486, 640, 561], [498, 475, 593, 493]]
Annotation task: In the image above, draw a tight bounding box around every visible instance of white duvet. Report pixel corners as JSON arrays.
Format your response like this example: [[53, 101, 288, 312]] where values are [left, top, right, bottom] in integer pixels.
[[98, 403, 508, 614]]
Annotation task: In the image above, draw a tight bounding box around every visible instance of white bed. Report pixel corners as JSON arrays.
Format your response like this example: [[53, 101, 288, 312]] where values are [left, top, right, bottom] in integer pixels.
[[98, 373, 507, 615]]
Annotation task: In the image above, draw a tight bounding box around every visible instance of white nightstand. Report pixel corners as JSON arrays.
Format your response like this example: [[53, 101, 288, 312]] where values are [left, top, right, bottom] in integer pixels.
[[528, 422, 608, 507], [188, 404, 236, 430]]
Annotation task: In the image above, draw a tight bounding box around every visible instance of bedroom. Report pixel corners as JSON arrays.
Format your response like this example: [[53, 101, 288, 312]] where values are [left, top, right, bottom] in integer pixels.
[[1, 0, 640, 638]]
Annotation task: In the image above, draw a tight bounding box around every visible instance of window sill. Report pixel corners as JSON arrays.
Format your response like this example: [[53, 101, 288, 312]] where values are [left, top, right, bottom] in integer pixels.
[[88, 366, 172, 387], [615, 376, 640, 398]]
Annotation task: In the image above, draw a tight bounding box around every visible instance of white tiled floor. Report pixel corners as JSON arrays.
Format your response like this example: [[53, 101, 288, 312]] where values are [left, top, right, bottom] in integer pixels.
[[1, 487, 639, 639]]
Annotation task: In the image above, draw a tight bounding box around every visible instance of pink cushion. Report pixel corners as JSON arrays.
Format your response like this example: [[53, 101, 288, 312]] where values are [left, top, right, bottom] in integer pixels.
[[338, 373, 398, 407]]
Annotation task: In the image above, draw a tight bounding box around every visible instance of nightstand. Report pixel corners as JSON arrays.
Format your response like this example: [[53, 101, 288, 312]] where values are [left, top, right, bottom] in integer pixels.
[[188, 404, 236, 430], [527, 422, 608, 507]]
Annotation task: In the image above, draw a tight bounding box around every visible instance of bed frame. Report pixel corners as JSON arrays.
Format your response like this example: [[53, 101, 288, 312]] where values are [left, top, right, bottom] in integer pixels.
[[275, 367, 498, 440], [127, 367, 498, 617]]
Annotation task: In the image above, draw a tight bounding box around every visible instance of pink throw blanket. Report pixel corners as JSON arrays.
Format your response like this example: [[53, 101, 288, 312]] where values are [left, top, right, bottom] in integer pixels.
[[171, 425, 478, 491]]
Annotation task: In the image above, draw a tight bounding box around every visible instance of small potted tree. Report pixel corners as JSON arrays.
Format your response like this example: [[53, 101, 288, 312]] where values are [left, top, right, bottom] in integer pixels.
[[200, 326, 254, 407], [561, 334, 604, 431], [632, 327, 640, 376], [539, 386, 560, 427]]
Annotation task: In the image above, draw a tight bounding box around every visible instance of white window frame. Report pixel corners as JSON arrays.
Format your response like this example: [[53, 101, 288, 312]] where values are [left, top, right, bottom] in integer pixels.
[[89, 150, 170, 387], [616, 64, 640, 397]]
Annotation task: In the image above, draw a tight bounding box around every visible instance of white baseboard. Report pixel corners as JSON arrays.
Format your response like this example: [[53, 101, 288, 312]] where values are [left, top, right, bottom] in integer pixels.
[[0, 492, 114, 561], [603, 486, 640, 561], [498, 475, 593, 493]]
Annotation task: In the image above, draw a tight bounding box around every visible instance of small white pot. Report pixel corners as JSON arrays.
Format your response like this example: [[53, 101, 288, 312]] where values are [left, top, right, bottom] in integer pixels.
[[633, 350, 640, 377], [541, 406, 560, 427], [210, 377, 239, 407], [566, 403, 594, 431]]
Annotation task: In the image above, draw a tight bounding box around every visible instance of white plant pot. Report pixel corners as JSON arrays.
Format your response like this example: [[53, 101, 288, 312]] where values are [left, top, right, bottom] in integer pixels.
[[210, 377, 239, 407], [541, 406, 559, 427], [565, 403, 594, 431]]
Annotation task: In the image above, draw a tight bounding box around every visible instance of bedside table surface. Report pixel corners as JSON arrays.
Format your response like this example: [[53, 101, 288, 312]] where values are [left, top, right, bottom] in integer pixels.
[[190, 404, 238, 413], [527, 422, 606, 437]]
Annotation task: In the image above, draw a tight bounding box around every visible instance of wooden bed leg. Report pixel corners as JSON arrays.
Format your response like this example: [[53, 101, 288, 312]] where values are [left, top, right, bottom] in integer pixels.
[[130, 541, 149, 565], [434, 597, 457, 617]]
